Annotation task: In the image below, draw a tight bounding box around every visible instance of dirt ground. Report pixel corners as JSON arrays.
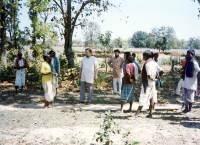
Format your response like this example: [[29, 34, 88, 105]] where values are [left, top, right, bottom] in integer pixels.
[[0, 64, 200, 145]]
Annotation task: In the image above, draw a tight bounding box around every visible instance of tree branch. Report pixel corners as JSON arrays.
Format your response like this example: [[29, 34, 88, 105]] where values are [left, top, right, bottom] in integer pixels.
[[71, 0, 100, 31]]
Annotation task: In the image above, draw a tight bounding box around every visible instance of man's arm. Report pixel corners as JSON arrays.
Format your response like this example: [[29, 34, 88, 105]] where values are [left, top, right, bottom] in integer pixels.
[[107, 58, 113, 68], [79, 59, 83, 79], [94, 58, 99, 80], [194, 61, 200, 72]]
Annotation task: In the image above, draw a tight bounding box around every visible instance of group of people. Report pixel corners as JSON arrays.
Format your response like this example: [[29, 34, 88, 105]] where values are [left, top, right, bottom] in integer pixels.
[[14, 48, 200, 116], [79, 48, 163, 118], [14, 51, 60, 108]]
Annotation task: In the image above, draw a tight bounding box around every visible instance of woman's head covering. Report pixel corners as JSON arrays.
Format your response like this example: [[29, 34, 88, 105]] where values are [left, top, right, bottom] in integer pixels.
[[187, 49, 195, 56]]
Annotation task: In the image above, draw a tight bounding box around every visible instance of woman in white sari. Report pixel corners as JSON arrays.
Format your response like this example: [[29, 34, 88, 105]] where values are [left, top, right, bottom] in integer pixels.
[[41, 54, 58, 108]]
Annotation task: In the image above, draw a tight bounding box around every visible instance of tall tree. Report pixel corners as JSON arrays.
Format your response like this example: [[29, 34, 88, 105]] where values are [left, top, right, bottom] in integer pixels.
[[98, 31, 112, 72], [25, 0, 50, 45], [0, 2, 7, 64], [150, 26, 176, 52], [131, 31, 149, 48], [51, 0, 115, 68], [82, 21, 101, 48], [0, 0, 22, 64]]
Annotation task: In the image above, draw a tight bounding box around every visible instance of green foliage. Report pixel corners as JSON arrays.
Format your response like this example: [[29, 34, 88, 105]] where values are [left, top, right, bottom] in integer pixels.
[[151, 26, 176, 51], [7, 48, 19, 62], [0, 64, 15, 81], [113, 37, 123, 48], [82, 21, 101, 48], [31, 44, 51, 60], [94, 110, 121, 145], [94, 72, 107, 89], [188, 37, 200, 49], [26, 62, 42, 88], [122, 131, 139, 145], [98, 31, 112, 48], [98, 31, 113, 72], [94, 110, 139, 145], [131, 31, 149, 48]]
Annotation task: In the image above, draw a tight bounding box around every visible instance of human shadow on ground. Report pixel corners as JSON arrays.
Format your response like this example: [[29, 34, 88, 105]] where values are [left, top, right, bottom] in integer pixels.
[[157, 115, 200, 129]]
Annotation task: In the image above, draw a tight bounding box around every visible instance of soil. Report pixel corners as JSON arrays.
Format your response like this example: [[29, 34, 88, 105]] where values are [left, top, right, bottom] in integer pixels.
[[0, 64, 200, 145]]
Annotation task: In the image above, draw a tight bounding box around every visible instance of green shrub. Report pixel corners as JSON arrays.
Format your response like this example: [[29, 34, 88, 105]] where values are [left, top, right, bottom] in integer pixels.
[[0, 64, 15, 81]]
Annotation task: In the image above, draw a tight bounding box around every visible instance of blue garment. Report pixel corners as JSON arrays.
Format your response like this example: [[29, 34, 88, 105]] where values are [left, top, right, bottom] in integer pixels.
[[133, 60, 140, 70], [51, 57, 60, 74]]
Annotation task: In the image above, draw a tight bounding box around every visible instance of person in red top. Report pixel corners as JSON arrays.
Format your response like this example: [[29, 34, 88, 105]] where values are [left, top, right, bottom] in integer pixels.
[[119, 54, 136, 113]]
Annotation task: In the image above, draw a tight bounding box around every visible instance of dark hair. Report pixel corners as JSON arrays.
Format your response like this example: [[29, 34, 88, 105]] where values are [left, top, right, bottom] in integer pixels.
[[85, 48, 92, 53], [151, 52, 154, 58], [18, 52, 22, 56], [143, 50, 152, 59], [49, 50, 55, 55], [132, 53, 136, 57], [124, 52, 131, 58], [127, 55, 134, 63], [43, 54, 50, 61], [114, 49, 120, 53]]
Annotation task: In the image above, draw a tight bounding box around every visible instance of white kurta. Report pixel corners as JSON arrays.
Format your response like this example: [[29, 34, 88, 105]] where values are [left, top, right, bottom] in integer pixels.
[[182, 60, 200, 91], [14, 59, 26, 87], [139, 60, 158, 106], [80, 56, 99, 84]]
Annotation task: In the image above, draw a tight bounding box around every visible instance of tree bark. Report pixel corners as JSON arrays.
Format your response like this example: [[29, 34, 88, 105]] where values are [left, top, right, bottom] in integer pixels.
[[64, 0, 74, 68], [0, 4, 7, 65]]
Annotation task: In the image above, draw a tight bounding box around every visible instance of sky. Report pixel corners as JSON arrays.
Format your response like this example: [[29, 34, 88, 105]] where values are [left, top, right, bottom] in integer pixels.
[[19, 0, 200, 42]]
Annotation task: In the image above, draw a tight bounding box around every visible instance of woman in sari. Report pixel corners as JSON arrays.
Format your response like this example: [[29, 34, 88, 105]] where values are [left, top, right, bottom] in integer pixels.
[[41, 54, 58, 108]]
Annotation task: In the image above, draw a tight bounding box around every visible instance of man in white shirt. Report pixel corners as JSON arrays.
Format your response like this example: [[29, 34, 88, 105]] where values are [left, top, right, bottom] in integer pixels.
[[129, 50, 159, 119], [182, 50, 200, 113], [79, 48, 99, 104]]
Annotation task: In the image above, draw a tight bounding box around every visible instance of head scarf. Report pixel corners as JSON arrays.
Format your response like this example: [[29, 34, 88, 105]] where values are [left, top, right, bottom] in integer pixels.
[[183, 50, 195, 79]]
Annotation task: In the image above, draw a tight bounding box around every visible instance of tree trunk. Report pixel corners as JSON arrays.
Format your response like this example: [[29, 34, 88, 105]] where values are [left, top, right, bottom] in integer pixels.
[[105, 47, 108, 72], [65, 0, 74, 68], [0, 4, 7, 65]]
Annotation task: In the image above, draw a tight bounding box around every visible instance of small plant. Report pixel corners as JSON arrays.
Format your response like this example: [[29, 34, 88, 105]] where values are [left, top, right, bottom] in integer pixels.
[[122, 131, 139, 145], [94, 110, 139, 145], [94, 110, 121, 145], [94, 72, 107, 89]]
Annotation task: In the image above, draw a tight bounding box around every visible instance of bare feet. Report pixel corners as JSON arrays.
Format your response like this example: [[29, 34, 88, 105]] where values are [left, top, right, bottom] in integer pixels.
[[128, 115, 138, 120], [86, 102, 91, 105], [146, 114, 153, 118]]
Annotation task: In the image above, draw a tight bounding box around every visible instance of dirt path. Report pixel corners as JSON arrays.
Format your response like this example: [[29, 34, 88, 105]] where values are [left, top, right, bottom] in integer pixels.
[[0, 103, 200, 145]]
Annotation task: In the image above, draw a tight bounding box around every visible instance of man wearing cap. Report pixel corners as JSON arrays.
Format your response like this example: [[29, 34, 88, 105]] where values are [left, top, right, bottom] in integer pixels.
[[107, 49, 124, 95], [14, 52, 29, 93], [182, 50, 200, 113]]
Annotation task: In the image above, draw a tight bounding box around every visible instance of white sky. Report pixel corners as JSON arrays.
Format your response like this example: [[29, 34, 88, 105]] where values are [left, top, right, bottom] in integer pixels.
[[19, 0, 200, 42]]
